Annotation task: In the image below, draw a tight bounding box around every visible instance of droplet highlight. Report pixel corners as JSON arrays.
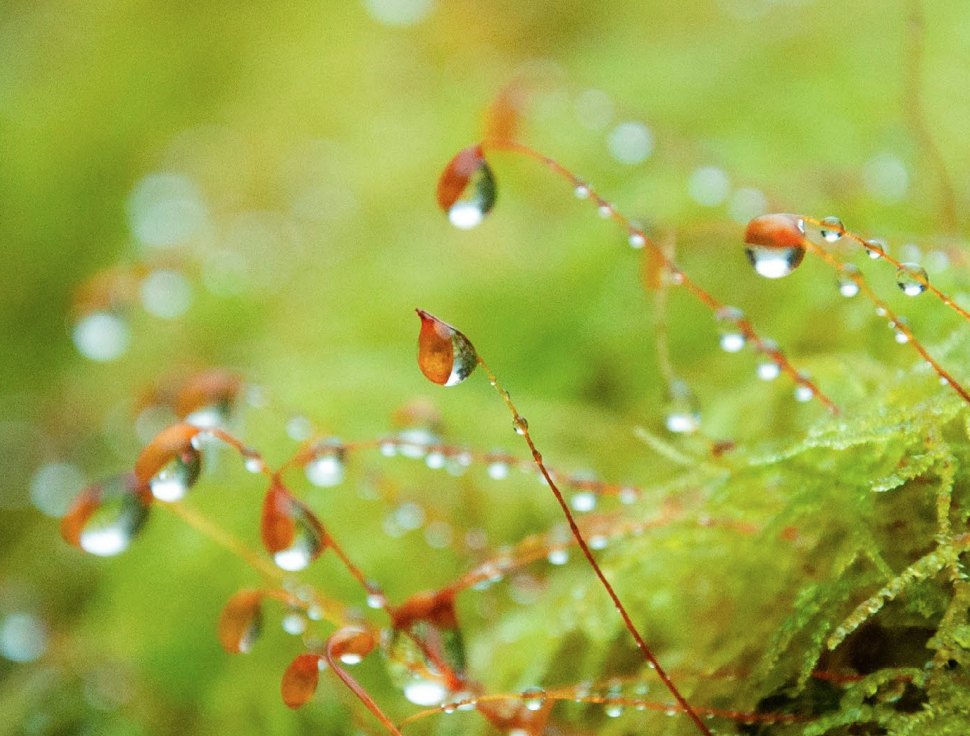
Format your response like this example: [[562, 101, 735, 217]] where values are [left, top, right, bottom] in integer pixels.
[[60, 473, 152, 557], [896, 263, 929, 296], [437, 145, 497, 230], [743, 214, 807, 279], [415, 309, 478, 386]]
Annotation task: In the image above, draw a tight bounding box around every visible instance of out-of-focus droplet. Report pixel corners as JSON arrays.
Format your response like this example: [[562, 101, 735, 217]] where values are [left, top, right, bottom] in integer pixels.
[[72, 312, 130, 362], [522, 687, 547, 711], [819, 216, 844, 242], [794, 383, 815, 403], [30, 462, 85, 518], [304, 439, 345, 487], [688, 166, 730, 207], [891, 317, 910, 344], [281, 610, 307, 635], [261, 482, 327, 571], [217, 590, 263, 654], [715, 306, 746, 353], [837, 264, 861, 297], [437, 145, 496, 229], [664, 379, 701, 434], [486, 457, 510, 480], [140, 269, 192, 319], [415, 309, 478, 386], [61, 473, 152, 556], [607, 122, 653, 165], [896, 263, 929, 296], [134, 424, 203, 503], [281, 653, 323, 709], [127, 172, 207, 249], [744, 214, 806, 278], [0, 613, 47, 663], [547, 548, 569, 565], [570, 491, 596, 512]]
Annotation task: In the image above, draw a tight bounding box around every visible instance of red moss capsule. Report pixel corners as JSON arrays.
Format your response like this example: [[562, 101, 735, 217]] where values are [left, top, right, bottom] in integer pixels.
[[261, 481, 326, 571], [415, 309, 477, 387], [217, 590, 264, 654], [281, 653, 323, 709], [134, 423, 203, 502], [436, 145, 497, 229]]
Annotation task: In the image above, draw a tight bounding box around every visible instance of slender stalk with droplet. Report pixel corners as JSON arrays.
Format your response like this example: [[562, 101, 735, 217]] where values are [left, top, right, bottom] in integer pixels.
[[474, 353, 715, 736], [471, 138, 838, 415]]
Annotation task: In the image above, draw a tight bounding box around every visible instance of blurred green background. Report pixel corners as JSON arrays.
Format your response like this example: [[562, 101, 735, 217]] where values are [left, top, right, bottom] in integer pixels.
[[2, 0, 970, 733]]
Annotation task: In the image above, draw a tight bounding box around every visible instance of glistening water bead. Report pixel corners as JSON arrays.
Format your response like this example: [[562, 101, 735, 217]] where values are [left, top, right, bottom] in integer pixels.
[[819, 216, 844, 242], [437, 145, 497, 230], [715, 306, 746, 352], [743, 213, 807, 279], [896, 263, 929, 296]]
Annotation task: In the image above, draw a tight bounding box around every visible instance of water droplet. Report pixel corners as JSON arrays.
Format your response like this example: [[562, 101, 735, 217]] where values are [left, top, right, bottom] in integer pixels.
[[628, 232, 646, 249], [286, 416, 314, 441], [437, 145, 496, 230], [574, 184, 590, 199], [867, 238, 887, 259], [513, 415, 528, 435], [896, 263, 929, 296], [416, 309, 478, 386], [261, 482, 326, 571], [61, 473, 152, 557], [756, 358, 780, 380], [425, 451, 445, 469], [589, 535, 608, 550], [147, 450, 201, 502], [597, 204, 612, 218], [744, 214, 806, 279], [794, 381, 815, 403], [522, 687, 547, 711], [607, 121, 653, 165], [664, 379, 701, 434], [715, 306, 746, 353], [837, 264, 861, 297], [688, 166, 730, 206], [618, 487, 638, 504], [486, 458, 510, 480], [892, 316, 910, 344], [0, 613, 47, 663], [72, 311, 130, 362], [366, 590, 387, 610], [819, 215, 844, 242], [304, 440, 345, 487], [605, 702, 625, 718], [403, 679, 448, 706], [570, 491, 596, 512], [547, 548, 569, 565], [242, 449, 265, 474], [281, 611, 307, 635]]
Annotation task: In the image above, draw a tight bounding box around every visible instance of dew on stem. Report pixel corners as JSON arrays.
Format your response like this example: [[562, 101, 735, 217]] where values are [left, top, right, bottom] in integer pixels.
[[743, 213, 807, 278], [896, 263, 929, 295]]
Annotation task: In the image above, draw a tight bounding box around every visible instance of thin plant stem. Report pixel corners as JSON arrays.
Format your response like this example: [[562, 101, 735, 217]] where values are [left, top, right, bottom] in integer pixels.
[[474, 356, 716, 736]]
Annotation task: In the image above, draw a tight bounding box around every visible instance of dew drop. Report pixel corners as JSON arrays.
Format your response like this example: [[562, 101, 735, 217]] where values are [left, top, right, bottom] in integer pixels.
[[819, 216, 844, 242], [416, 309, 478, 386], [589, 534, 608, 550], [896, 263, 929, 296], [570, 491, 596, 512], [892, 316, 910, 344], [61, 473, 152, 557], [425, 451, 445, 469], [404, 680, 448, 707], [547, 548, 569, 565], [618, 486, 638, 504], [743, 214, 806, 279], [217, 590, 264, 654], [513, 415, 528, 435], [242, 449, 265, 474], [0, 613, 47, 663], [715, 306, 746, 353], [437, 145, 497, 230], [522, 686, 547, 711], [148, 451, 201, 502], [597, 204, 612, 218], [574, 184, 590, 199], [281, 611, 307, 636], [487, 459, 510, 480], [628, 232, 646, 249], [367, 590, 387, 610], [605, 702, 625, 718], [837, 264, 861, 297], [72, 311, 130, 362], [304, 441, 345, 487], [756, 360, 780, 381], [794, 381, 815, 403], [664, 379, 701, 434], [867, 238, 887, 259]]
